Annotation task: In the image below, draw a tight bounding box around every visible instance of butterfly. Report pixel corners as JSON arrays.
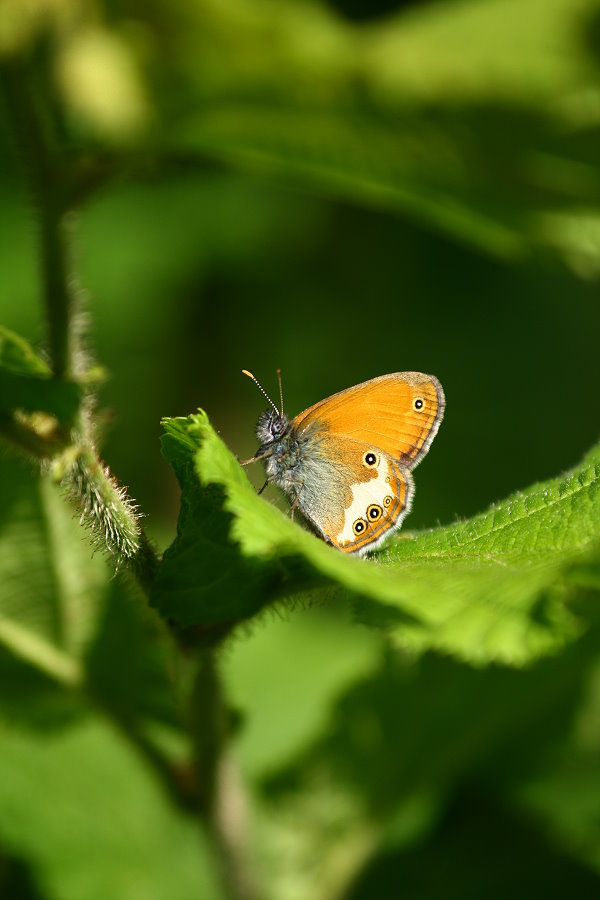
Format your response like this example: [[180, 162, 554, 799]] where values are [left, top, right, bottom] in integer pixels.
[[242, 370, 444, 555]]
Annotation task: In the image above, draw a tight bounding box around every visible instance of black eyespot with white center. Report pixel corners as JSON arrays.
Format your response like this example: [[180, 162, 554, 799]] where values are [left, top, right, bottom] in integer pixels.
[[367, 504, 382, 521], [413, 397, 425, 411], [383, 495, 392, 508], [353, 518, 368, 535], [363, 452, 378, 468]]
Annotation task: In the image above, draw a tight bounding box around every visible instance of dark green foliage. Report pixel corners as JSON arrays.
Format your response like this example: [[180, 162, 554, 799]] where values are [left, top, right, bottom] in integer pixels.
[[0, 327, 81, 427], [345, 791, 600, 900], [3, 1, 600, 898]]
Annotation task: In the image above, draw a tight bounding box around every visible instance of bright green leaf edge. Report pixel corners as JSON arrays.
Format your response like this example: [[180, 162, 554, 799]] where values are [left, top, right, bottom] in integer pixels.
[[155, 412, 600, 667]]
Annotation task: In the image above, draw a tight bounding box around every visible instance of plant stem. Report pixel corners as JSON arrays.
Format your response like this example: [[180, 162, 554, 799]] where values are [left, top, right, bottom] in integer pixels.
[[62, 444, 161, 595], [2, 60, 160, 594], [3, 49, 252, 900], [40, 205, 79, 379], [1, 57, 78, 378], [192, 652, 257, 900]]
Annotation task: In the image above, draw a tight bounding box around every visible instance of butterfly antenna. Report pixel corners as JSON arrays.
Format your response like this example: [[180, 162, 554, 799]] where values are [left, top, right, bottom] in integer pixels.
[[242, 369, 280, 415], [276, 368, 284, 416]]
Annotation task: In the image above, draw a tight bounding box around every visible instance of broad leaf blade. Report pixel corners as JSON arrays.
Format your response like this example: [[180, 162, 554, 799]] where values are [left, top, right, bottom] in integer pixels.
[[153, 411, 600, 665], [0, 457, 104, 723], [164, 0, 600, 266], [0, 718, 224, 900], [153, 420, 293, 628], [0, 459, 106, 665]]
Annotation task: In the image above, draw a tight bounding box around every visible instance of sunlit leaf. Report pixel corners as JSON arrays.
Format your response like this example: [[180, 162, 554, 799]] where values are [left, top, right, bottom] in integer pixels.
[[153, 411, 600, 665]]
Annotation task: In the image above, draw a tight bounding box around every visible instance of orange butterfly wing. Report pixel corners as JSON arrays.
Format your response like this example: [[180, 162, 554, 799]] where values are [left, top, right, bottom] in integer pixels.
[[294, 433, 414, 554], [292, 372, 444, 469]]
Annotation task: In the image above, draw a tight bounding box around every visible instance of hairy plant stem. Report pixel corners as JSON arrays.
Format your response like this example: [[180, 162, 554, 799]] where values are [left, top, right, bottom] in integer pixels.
[[61, 443, 161, 591], [1, 58, 77, 378], [2, 51, 255, 900], [2, 56, 160, 592]]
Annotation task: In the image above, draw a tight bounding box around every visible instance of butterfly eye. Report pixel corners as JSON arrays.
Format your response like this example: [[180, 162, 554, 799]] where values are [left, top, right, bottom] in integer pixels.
[[353, 518, 368, 536], [271, 417, 285, 437], [413, 397, 425, 411], [363, 452, 379, 468], [367, 504, 382, 521]]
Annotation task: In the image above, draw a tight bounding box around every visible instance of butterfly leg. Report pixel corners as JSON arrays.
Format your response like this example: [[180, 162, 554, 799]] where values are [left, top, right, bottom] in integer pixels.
[[240, 449, 273, 467], [257, 480, 268, 495]]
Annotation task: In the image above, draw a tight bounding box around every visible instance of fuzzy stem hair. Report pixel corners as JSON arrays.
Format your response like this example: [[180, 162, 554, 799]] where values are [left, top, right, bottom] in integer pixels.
[[61, 444, 159, 592]]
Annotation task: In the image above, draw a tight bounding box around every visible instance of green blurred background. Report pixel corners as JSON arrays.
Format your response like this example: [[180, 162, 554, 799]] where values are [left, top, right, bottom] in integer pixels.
[[3, 0, 600, 538], [3, 0, 600, 898]]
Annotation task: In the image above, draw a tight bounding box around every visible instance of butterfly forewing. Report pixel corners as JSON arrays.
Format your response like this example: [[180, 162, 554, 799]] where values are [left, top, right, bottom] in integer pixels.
[[293, 372, 444, 470]]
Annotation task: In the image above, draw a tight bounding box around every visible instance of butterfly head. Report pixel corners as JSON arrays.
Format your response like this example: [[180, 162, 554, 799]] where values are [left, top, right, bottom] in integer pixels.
[[256, 408, 290, 448], [243, 368, 293, 456]]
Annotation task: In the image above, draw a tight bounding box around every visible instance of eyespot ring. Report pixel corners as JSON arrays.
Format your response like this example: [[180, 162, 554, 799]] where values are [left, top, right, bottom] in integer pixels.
[[367, 504, 383, 522], [353, 518, 368, 535], [363, 452, 379, 468], [413, 397, 425, 411], [383, 495, 393, 508]]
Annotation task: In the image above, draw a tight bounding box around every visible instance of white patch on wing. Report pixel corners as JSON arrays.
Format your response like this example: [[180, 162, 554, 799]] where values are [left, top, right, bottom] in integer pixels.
[[336, 459, 392, 547]]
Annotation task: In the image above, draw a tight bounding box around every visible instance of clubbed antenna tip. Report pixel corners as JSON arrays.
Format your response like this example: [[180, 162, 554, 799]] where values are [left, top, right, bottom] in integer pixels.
[[242, 368, 280, 415]]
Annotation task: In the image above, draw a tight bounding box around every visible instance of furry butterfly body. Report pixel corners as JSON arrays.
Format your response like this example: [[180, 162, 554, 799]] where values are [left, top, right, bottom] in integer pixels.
[[245, 372, 444, 555]]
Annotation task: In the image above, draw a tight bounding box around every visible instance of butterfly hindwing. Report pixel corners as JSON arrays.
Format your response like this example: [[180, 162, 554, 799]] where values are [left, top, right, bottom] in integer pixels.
[[330, 452, 413, 554], [292, 433, 413, 555]]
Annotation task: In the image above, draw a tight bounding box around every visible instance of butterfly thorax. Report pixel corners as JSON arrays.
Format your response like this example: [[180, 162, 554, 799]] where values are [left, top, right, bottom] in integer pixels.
[[255, 410, 302, 490]]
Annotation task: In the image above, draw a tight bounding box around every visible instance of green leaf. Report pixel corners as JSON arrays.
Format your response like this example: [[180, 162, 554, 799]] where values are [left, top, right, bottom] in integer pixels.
[[222, 599, 383, 779], [153, 411, 600, 666], [151, 416, 306, 630], [85, 577, 184, 731], [0, 457, 100, 725], [245, 630, 600, 899], [0, 326, 50, 376], [0, 458, 106, 687], [0, 717, 224, 900], [0, 456, 185, 737], [0, 326, 81, 424], [241, 626, 600, 899], [511, 636, 600, 876], [344, 789, 600, 900], [176, 106, 529, 261], [163, 0, 600, 266], [275, 642, 595, 814]]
